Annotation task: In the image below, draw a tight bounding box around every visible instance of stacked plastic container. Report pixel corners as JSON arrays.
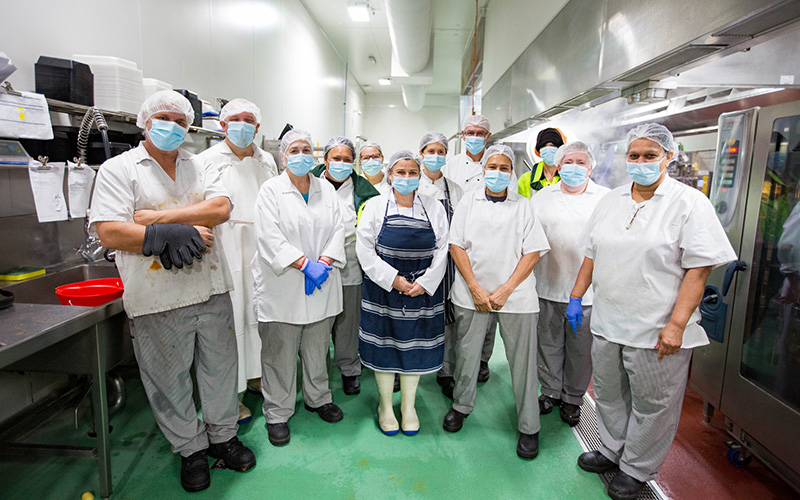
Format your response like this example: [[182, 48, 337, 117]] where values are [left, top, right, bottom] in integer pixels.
[[72, 55, 144, 114], [142, 78, 173, 99]]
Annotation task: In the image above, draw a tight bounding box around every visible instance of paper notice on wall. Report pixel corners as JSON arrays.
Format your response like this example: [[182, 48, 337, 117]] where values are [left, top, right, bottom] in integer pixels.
[[0, 91, 54, 140], [28, 160, 68, 222], [67, 161, 96, 218]]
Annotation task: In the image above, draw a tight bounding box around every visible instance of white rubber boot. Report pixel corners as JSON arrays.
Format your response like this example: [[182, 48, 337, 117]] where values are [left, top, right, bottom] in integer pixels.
[[400, 374, 420, 435], [375, 371, 399, 435]]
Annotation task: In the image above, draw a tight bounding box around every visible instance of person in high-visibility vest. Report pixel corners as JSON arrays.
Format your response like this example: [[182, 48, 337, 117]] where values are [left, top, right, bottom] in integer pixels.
[[518, 128, 566, 199]]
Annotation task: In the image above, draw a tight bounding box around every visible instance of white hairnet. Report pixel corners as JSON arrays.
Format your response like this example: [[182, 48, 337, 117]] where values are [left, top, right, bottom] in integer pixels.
[[387, 150, 421, 170], [625, 123, 677, 159], [419, 131, 449, 153], [461, 114, 490, 132], [219, 98, 261, 124], [485, 144, 514, 165], [554, 141, 597, 168], [136, 90, 195, 129], [280, 129, 312, 157], [324, 136, 356, 160], [358, 141, 383, 158]]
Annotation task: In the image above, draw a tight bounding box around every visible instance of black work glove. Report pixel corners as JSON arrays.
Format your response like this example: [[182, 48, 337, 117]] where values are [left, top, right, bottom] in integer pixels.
[[142, 224, 207, 270]]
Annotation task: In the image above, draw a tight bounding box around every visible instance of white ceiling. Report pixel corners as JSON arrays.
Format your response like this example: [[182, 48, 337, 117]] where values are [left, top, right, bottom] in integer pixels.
[[300, 0, 489, 95]]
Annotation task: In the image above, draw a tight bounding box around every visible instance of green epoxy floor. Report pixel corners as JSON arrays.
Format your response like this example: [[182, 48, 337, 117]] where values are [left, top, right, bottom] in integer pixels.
[[0, 341, 608, 500]]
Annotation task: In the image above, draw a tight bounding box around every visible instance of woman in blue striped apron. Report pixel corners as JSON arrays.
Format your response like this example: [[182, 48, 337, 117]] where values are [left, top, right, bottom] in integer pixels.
[[356, 150, 450, 435]]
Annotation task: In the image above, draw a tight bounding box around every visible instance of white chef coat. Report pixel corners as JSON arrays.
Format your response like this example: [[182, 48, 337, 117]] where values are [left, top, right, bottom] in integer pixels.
[[449, 188, 551, 314], [581, 176, 737, 349], [356, 190, 449, 295], [418, 171, 464, 211], [443, 152, 486, 193], [252, 171, 346, 324], [530, 181, 610, 305], [89, 144, 233, 318], [321, 175, 361, 286]]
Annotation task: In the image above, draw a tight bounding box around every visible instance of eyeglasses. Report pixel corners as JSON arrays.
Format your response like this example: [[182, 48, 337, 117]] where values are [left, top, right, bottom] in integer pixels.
[[626, 204, 646, 230], [361, 154, 382, 161], [464, 131, 488, 138]]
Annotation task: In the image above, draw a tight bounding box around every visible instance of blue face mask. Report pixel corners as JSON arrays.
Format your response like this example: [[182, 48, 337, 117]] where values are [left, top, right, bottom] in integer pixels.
[[539, 146, 558, 166], [484, 170, 512, 193], [148, 119, 187, 151], [226, 121, 256, 148], [626, 159, 664, 186], [328, 161, 353, 181], [559, 164, 588, 187], [361, 158, 383, 176], [286, 153, 315, 176], [465, 136, 485, 155], [392, 176, 420, 195], [422, 154, 447, 172]]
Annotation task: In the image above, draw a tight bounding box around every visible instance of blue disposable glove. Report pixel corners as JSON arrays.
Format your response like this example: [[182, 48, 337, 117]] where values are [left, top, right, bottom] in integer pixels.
[[302, 260, 334, 291], [304, 275, 315, 296], [566, 297, 583, 333]]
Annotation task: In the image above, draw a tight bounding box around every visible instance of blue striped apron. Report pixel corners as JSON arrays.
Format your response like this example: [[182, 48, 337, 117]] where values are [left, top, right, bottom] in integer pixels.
[[359, 198, 445, 374]]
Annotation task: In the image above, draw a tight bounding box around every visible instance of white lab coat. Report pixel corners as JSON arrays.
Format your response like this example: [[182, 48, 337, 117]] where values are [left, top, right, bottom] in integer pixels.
[[449, 189, 550, 314], [356, 190, 450, 295], [530, 181, 610, 305], [443, 152, 486, 193], [418, 171, 464, 210], [321, 176, 361, 286], [581, 176, 737, 348], [89, 144, 232, 318], [196, 141, 277, 389], [252, 171, 346, 324], [361, 171, 391, 195]]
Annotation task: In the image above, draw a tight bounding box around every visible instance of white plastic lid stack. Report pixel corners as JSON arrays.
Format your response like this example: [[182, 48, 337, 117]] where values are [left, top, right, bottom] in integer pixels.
[[72, 55, 144, 114], [142, 78, 173, 99]]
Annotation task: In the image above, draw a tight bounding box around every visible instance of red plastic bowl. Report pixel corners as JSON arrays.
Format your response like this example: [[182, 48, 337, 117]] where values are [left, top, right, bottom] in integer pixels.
[[55, 278, 124, 306]]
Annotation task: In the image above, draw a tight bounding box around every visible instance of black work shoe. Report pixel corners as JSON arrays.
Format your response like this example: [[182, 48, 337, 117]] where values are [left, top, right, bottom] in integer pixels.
[[305, 402, 344, 423], [608, 471, 645, 500], [516, 432, 539, 460], [538, 395, 562, 414], [208, 436, 256, 471], [560, 402, 581, 427], [393, 374, 401, 393], [578, 450, 618, 473], [266, 423, 290, 447], [437, 377, 455, 399], [442, 408, 468, 433], [180, 449, 210, 492], [342, 375, 361, 395], [477, 361, 490, 383]]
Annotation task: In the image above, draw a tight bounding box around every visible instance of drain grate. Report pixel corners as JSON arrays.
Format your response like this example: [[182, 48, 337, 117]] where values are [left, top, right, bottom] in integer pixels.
[[572, 394, 669, 500]]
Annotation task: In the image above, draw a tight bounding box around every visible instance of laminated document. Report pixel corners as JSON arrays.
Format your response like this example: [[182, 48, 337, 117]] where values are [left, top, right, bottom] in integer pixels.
[[67, 161, 96, 219], [0, 91, 54, 140], [28, 160, 68, 222]]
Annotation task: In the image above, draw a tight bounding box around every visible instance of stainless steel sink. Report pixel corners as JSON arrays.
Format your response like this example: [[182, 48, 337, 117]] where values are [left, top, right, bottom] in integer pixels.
[[3, 263, 119, 305]]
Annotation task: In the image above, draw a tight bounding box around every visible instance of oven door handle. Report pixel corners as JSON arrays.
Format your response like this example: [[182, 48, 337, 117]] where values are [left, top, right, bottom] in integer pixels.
[[722, 260, 747, 297]]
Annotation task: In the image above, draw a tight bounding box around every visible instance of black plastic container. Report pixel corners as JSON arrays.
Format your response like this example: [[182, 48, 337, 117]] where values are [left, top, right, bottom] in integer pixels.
[[35, 56, 94, 106], [173, 89, 202, 127]]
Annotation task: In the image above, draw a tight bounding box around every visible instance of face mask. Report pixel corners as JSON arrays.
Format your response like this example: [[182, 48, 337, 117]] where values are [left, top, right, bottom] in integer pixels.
[[328, 161, 353, 181], [465, 136, 485, 155], [626, 159, 665, 186], [559, 164, 588, 187], [539, 146, 558, 166], [361, 158, 383, 176], [286, 153, 315, 176], [226, 121, 256, 148], [148, 119, 187, 151], [392, 176, 420, 195], [422, 154, 447, 172], [484, 170, 512, 193]]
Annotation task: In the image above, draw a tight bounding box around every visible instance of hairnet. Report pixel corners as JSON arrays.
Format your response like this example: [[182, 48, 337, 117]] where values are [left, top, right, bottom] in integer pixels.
[[625, 123, 677, 158], [358, 141, 383, 158], [419, 131, 449, 153], [535, 127, 566, 155], [553, 141, 596, 168], [324, 136, 356, 160], [280, 129, 312, 157], [219, 98, 262, 124], [136, 90, 194, 129], [461, 114, 490, 132], [485, 144, 514, 165], [387, 150, 421, 170]]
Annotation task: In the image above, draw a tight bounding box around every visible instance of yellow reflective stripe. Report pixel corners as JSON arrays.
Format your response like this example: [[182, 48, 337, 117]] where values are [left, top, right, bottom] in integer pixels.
[[356, 201, 366, 226]]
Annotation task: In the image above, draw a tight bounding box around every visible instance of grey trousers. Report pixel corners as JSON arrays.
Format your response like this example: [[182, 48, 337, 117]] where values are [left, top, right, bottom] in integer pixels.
[[259, 317, 336, 423], [331, 285, 362, 377], [592, 335, 692, 481], [537, 299, 593, 405], [452, 305, 540, 434], [440, 317, 496, 378], [129, 293, 238, 457]]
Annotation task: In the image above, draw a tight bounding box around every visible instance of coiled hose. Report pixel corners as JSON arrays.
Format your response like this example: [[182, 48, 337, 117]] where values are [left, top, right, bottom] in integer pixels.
[[77, 107, 111, 164]]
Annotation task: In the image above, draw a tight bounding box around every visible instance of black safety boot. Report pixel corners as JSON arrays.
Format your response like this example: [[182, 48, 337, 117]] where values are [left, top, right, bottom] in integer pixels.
[[538, 394, 561, 414], [342, 375, 361, 395], [266, 423, 290, 446], [578, 450, 618, 473], [516, 432, 539, 460], [443, 408, 469, 432], [208, 436, 256, 471], [560, 402, 581, 427], [305, 402, 344, 422], [607, 471, 645, 500], [180, 449, 210, 492]]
